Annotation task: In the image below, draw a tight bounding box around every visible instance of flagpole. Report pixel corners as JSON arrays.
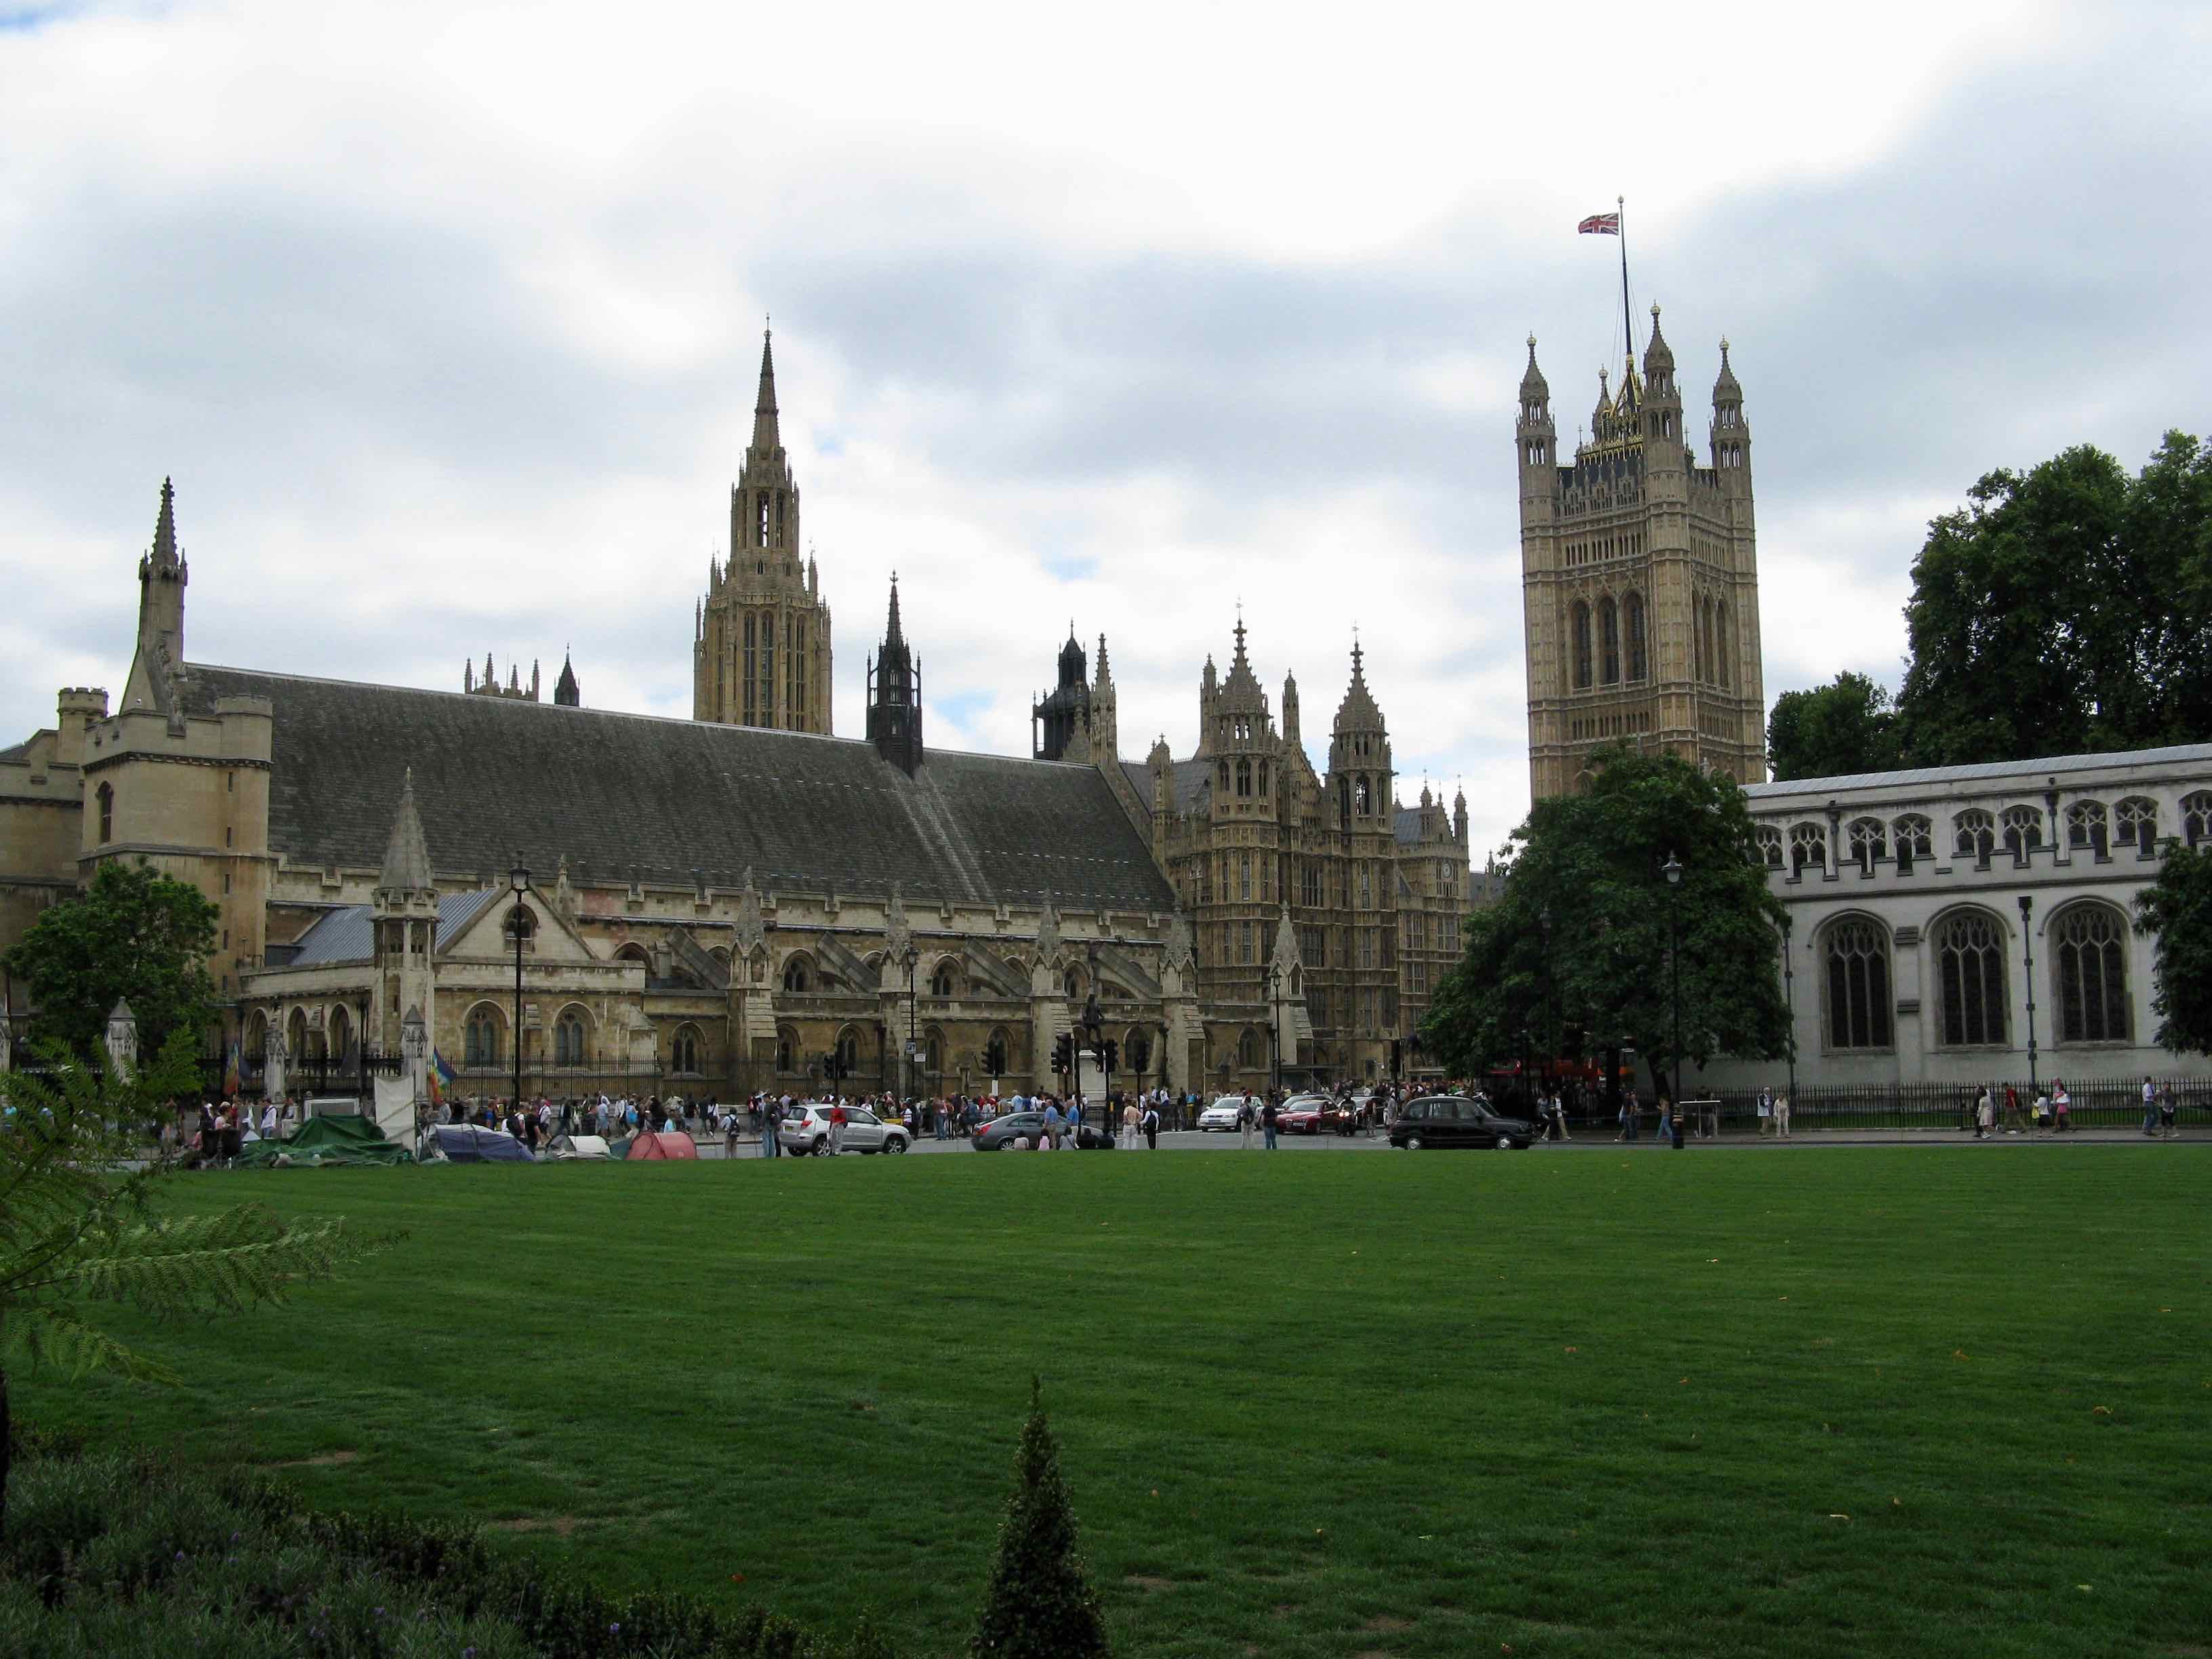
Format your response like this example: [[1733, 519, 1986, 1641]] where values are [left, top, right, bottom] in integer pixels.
[[1618, 194, 1635, 375]]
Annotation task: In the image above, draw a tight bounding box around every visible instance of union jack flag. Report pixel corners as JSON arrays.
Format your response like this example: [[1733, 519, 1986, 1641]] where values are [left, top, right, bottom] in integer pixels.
[[1578, 212, 1620, 234]]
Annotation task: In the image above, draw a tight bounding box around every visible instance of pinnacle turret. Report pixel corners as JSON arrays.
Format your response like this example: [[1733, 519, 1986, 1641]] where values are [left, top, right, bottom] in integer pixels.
[[554, 649, 579, 708], [148, 476, 182, 573], [752, 327, 780, 452], [375, 768, 436, 897], [1518, 335, 1549, 401]]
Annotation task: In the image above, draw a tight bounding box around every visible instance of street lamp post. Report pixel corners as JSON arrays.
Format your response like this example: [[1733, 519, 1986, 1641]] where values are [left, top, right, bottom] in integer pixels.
[[1780, 909, 1797, 1104], [1265, 962, 1282, 1098], [1662, 853, 1684, 1122], [507, 855, 531, 1119], [2018, 895, 2039, 1099], [898, 944, 919, 1105]]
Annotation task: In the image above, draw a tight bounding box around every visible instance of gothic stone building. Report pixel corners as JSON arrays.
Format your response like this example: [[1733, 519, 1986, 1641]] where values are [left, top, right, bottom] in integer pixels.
[[1519, 308, 1766, 798], [1, 344, 1483, 1100]]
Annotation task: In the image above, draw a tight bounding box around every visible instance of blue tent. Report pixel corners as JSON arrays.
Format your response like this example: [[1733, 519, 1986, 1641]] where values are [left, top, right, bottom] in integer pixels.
[[428, 1125, 535, 1163]]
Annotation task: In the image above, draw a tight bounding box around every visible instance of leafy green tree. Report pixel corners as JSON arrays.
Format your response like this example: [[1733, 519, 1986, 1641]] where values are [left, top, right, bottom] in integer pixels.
[[0, 1032, 384, 1534], [3, 861, 219, 1061], [2133, 844, 2212, 1056], [971, 1377, 1109, 1659], [1895, 433, 2212, 765], [1767, 671, 1903, 781], [1421, 747, 1790, 1094]]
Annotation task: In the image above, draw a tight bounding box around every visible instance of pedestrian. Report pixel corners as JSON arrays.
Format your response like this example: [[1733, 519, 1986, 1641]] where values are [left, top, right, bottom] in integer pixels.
[[2142, 1076, 2159, 1138], [1667, 1096, 1685, 1150], [1261, 1093, 1279, 1151], [827, 1099, 847, 1155], [1043, 1099, 1063, 1150], [1973, 1087, 1993, 1140], [259, 1098, 278, 1139], [2003, 1085, 2022, 1133], [762, 1099, 782, 1157], [2053, 1080, 2072, 1132], [1772, 1090, 1790, 1139], [1121, 1096, 1139, 1149], [1757, 1087, 1771, 1137], [1239, 1092, 1255, 1150], [1142, 1098, 1160, 1150], [2158, 1082, 2177, 1140]]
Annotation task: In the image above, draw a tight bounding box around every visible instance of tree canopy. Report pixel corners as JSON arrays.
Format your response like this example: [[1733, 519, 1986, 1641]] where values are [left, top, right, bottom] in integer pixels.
[[2133, 844, 2212, 1057], [1421, 747, 1790, 1092], [1891, 432, 2212, 766], [3, 861, 218, 1061], [1767, 671, 1904, 783]]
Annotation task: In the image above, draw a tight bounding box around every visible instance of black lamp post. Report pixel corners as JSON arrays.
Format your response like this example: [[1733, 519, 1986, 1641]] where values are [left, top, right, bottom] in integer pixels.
[[898, 943, 920, 1103], [1780, 909, 1797, 1103], [1662, 853, 1684, 1119], [507, 855, 531, 1117], [355, 992, 370, 1104], [1265, 962, 1282, 1097], [2018, 894, 2039, 1098]]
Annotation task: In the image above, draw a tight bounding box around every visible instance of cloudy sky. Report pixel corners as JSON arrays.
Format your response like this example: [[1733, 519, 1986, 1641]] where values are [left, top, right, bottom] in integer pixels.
[[3, 0, 2206, 860]]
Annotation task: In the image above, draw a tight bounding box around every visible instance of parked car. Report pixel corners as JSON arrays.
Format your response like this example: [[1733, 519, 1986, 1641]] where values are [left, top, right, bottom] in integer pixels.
[[1197, 1096, 1248, 1132], [973, 1111, 1046, 1151], [1277, 1094, 1330, 1134], [779, 1103, 910, 1155], [1387, 1094, 1535, 1151]]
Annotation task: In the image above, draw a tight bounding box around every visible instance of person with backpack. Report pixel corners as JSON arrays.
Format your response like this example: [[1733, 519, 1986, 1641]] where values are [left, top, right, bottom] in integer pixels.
[[1261, 1092, 1279, 1151], [1238, 1090, 1256, 1150], [1141, 1097, 1160, 1150]]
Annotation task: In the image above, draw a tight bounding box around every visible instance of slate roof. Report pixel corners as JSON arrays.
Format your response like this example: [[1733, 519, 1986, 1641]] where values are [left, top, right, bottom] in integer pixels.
[[1393, 807, 1422, 845], [279, 890, 501, 967], [1743, 741, 2212, 802], [179, 665, 1176, 912], [1121, 758, 1213, 814]]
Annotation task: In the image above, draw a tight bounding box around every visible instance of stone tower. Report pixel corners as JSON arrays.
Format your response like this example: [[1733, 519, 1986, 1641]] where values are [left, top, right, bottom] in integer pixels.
[[121, 478, 188, 713], [1031, 626, 1090, 760], [1518, 310, 1765, 798], [865, 575, 923, 776], [695, 329, 834, 733], [371, 769, 439, 1057]]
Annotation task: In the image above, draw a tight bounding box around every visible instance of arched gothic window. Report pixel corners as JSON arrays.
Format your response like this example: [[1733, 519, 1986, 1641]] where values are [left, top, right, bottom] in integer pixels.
[[1623, 592, 1647, 681], [1354, 775, 1372, 815], [1598, 598, 1620, 684], [775, 1026, 798, 1073], [1824, 917, 1892, 1049], [1235, 758, 1252, 798], [930, 960, 956, 998], [1065, 968, 1082, 999], [2001, 804, 2043, 857], [1571, 602, 1593, 690], [2114, 797, 2158, 853], [1694, 598, 1708, 684], [1934, 911, 2008, 1047], [1789, 823, 1826, 874], [1846, 818, 1887, 874], [1218, 760, 1231, 796], [2182, 792, 2212, 847], [1893, 815, 1933, 873], [1239, 1027, 1265, 1069], [554, 1009, 587, 1066], [1754, 825, 1784, 869], [2052, 904, 2130, 1044], [2066, 800, 2109, 856], [835, 1027, 860, 1078], [328, 1005, 353, 1065], [96, 783, 114, 843], [672, 1025, 702, 1075], [1954, 809, 1996, 863], [782, 956, 811, 993], [464, 1006, 501, 1068], [1258, 760, 1270, 797]]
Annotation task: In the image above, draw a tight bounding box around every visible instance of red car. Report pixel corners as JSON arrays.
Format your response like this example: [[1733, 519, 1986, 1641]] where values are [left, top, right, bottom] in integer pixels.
[[1276, 1095, 1330, 1134]]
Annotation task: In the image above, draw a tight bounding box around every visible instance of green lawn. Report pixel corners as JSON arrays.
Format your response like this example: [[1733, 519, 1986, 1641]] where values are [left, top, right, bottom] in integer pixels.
[[27, 1147, 2207, 1658]]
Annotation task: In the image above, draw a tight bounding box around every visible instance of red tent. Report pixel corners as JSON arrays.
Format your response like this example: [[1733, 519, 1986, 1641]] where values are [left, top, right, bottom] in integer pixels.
[[626, 1131, 699, 1161]]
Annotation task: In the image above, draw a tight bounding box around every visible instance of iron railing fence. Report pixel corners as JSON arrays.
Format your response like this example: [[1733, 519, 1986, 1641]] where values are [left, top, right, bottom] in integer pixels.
[[1554, 1076, 2210, 1134]]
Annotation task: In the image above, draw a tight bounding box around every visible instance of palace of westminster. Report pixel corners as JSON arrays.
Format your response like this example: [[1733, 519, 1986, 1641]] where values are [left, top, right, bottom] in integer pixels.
[[17, 297, 2195, 1099]]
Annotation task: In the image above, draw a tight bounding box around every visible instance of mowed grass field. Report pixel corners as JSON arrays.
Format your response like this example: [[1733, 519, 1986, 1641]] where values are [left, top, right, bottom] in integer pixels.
[[30, 1146, 2207, 1658]]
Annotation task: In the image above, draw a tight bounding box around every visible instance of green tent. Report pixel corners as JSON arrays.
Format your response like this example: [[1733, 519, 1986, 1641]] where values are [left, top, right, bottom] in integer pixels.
[[239, 1111, 413, 1168]]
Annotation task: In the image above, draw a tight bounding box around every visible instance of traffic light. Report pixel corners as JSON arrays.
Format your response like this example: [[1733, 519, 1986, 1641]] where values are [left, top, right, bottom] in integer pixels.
[[1052, 1033, 1071, 1073], [1103, 1039, 1119, 1073], [983, 1037, 1006, 1076]]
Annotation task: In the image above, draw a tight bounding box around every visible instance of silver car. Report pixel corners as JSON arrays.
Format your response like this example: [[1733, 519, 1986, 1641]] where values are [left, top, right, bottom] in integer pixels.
[[778, 1103, 910, 1156]]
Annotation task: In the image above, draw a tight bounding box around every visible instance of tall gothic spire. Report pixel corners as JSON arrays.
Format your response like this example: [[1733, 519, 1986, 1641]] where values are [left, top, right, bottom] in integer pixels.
[[752, 327, 780, 451], [884, 571, 907, 658], [148, 476, 182, 573], [376, 768, 435, 897]]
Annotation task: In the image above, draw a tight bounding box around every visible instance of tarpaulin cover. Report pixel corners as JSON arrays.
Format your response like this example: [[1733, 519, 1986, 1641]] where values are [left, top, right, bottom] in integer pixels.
[[239, 1112, 413, 1168], [547, 1134, 611, 1160], [428, 1124, 535, 1163], [625, 1131, 699, 1161]]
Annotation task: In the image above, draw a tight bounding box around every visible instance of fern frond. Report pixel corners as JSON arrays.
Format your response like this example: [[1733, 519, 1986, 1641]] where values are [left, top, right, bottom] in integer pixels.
[[59, 1208, 385, 1319], [5, 1301, 180, 1385]]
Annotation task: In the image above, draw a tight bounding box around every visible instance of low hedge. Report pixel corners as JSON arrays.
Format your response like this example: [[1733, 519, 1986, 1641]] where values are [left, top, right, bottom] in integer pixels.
[[1, 1425, 897, 1659]]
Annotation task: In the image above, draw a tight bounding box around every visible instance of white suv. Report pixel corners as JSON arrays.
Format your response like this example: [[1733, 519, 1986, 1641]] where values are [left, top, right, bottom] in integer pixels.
[[778, 1103, 911, 1156]]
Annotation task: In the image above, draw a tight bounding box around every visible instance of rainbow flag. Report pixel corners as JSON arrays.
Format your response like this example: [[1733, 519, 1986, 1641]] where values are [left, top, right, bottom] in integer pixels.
[[430, 1048, 456, 1108], [223, 1036, 242, 1099]]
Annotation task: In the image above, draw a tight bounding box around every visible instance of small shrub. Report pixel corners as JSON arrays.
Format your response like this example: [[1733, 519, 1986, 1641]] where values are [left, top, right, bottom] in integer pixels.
[[970, 1377, 1109, 1659]]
